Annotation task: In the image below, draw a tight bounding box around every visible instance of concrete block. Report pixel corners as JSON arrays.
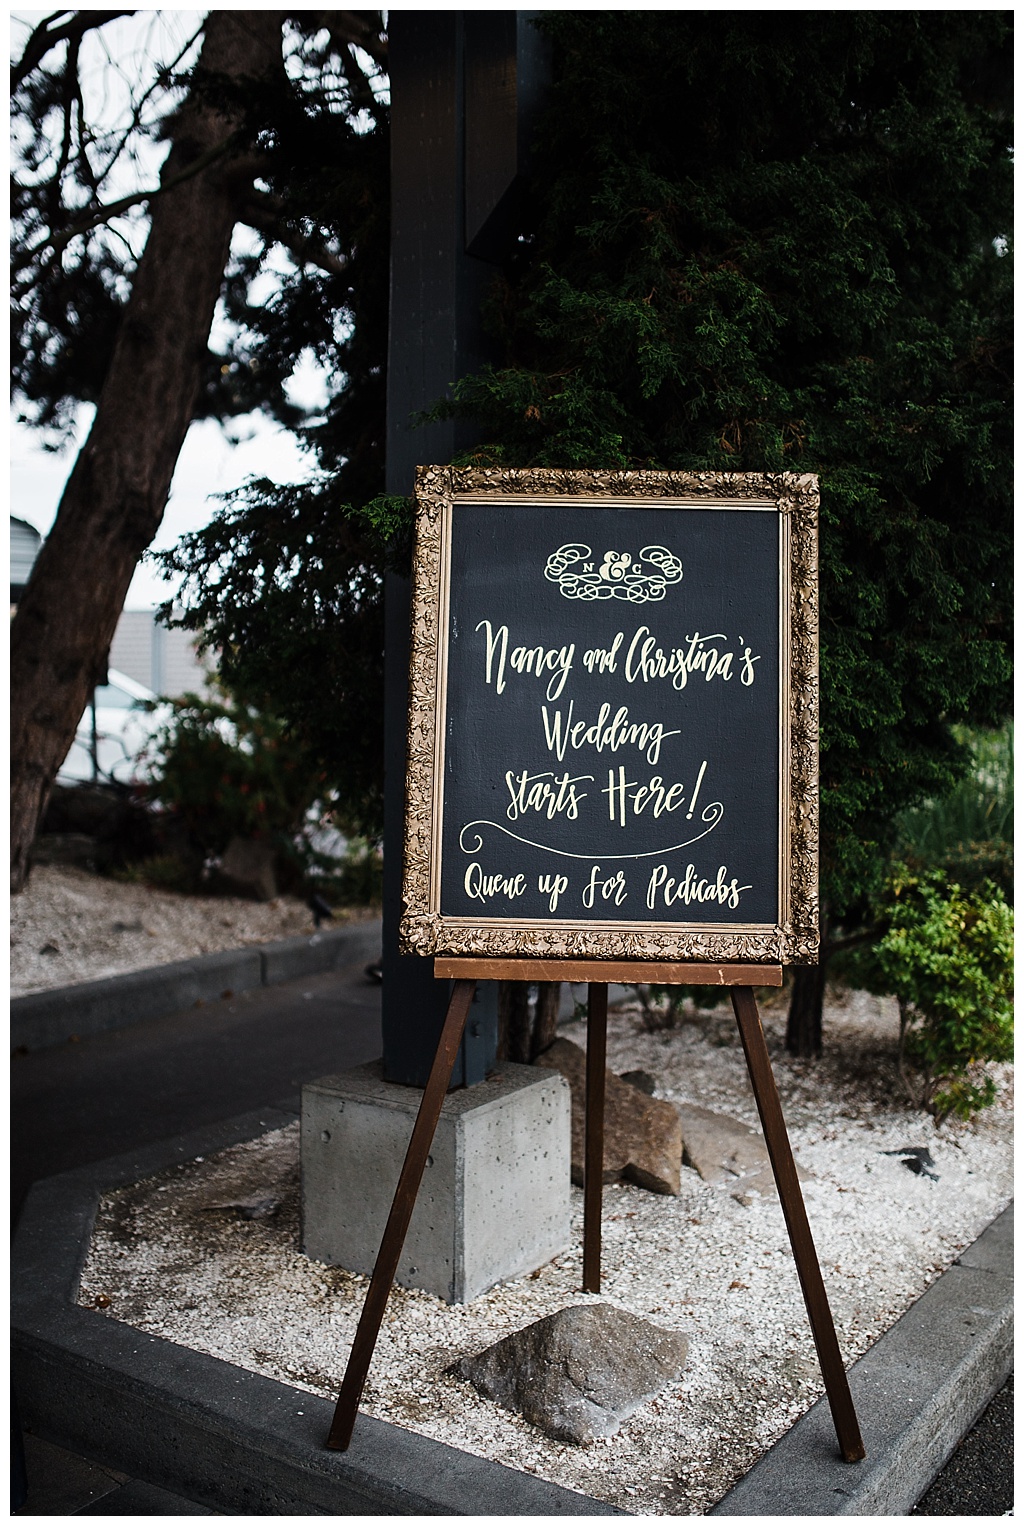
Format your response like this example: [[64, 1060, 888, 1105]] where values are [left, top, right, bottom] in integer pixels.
[[301, 1061, 571, 1303], [558, 983, 634, 1021], [954, 1197, 1013, 1274]]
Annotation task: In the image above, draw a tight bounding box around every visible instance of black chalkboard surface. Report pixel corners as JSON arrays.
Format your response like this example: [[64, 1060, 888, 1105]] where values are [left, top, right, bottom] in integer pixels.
[[401, 468, 819, 966]]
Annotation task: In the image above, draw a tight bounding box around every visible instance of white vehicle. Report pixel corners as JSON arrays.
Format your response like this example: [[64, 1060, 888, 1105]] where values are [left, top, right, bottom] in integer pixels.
[[57, 669, 170, 787]]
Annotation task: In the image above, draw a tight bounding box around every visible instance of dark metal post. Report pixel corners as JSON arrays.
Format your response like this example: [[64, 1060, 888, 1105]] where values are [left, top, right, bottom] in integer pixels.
[[89, 695, 99, 782], [583, 982, 608, 1292], [88, 649, 108, 783], [382, 13, 549, 1087]]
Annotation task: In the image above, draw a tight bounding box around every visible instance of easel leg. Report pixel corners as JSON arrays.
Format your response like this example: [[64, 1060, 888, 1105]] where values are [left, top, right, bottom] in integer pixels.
[[326, 979, 477, 1450], [731, 986, 866, 1463], [583, 981, 608, 1294]]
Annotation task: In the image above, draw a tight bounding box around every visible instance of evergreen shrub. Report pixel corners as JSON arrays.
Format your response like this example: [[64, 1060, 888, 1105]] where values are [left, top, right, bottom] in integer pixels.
[[158, 15, 1012, 1051], [443, 11, 1013, 927]]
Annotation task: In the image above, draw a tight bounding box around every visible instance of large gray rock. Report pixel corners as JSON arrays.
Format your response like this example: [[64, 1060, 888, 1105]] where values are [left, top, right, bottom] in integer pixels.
[[675, 1102, 808, 1206], [535, 1038, 682, 1194], [619, 1068, 657, 1095], [453, 1303, 687, 1445]]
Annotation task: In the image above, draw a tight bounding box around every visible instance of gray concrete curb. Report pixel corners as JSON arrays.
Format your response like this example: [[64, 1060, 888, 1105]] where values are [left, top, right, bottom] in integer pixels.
[[11, 1108, 1012, 1516], [712, 1202, 1014, 1515], [11, 1108, 621, 1517], [11, 919, 382, 1053]]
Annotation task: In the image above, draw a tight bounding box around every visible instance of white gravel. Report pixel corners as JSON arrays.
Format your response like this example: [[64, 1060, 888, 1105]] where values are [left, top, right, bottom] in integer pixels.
[[10, 864, 374, 996], [78, 986, 1013, 1515]]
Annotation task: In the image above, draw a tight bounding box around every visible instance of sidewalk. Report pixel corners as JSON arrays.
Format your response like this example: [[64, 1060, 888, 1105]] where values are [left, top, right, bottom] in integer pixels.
[[12, 919, 380, 1053], [11, 1112, 1012, 1514], [10, 941, 1013, 1514], [14, 1375, 1015, 1515]]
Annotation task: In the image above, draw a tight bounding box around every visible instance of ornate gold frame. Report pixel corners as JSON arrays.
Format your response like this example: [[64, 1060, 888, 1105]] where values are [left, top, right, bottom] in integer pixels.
[[399, 466, 819, 965]]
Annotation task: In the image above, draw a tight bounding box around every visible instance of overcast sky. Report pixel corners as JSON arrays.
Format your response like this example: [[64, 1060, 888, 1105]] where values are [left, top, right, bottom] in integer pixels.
[[10, 399, 322, 609], [10, 9, 327, 610]]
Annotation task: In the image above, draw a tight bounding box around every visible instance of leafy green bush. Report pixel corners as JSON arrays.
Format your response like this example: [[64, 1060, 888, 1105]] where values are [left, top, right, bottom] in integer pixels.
[[856, 871, 1013, 1122], [630, 983, 724, 1031], [143, 686, 331, 882], [306, 834, 383, 907], [897, 724, 1013, 901], [114, 852, 205, 895]]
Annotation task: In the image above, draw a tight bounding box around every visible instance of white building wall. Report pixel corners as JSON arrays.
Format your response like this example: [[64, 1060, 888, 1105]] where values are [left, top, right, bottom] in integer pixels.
[[108, 610, 213, 698], [10, 518, 213, 699], [10, 518, 42, 588]]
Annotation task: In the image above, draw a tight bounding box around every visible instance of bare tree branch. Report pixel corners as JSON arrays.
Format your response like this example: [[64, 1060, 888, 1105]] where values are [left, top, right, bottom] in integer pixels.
[[91, 21, 205, 195], [12, 134, 250, 280], [11, 10, 135, 92], [50, 34, 79, 204], [240, 190, 350, 276], [72, 43, 103, 197], [329, 10, 388, 68]]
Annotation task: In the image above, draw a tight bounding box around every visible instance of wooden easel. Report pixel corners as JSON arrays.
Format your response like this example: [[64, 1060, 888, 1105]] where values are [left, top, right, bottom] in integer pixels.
[[327, 961, 865, 1463]]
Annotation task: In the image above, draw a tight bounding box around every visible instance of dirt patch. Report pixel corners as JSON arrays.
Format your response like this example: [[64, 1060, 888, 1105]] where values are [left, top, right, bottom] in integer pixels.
[[10, 863, 376, 996], [80, 988, 1013, 1515]]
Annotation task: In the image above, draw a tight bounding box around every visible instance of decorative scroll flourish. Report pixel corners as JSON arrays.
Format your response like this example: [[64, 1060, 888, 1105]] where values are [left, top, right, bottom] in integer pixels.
[[458, 801, 723, 861], [400, 467, 819, 965], [544, 543, 683, 602]]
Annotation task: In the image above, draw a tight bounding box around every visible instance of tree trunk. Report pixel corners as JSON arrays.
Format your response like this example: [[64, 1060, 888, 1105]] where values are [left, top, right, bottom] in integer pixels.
[[785, 964, 826, 1057], [10, 11, 285, 892], [497, 980, 562, 1063], [498, 981, 532, 1064], [533, 981, 561, 1056]]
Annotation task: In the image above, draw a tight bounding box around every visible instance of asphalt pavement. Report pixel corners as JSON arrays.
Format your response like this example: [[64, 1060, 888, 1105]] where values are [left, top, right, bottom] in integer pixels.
[[12, 950, 383, 1516], [911, 1375, 1014, 1516], [11, 953, 1012, 1515], [11, 956, 383, 1230]]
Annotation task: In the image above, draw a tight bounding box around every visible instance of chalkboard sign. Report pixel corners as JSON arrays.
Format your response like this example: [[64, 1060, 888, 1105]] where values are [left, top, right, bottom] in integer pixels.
[[400, 467, 819, 965]]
